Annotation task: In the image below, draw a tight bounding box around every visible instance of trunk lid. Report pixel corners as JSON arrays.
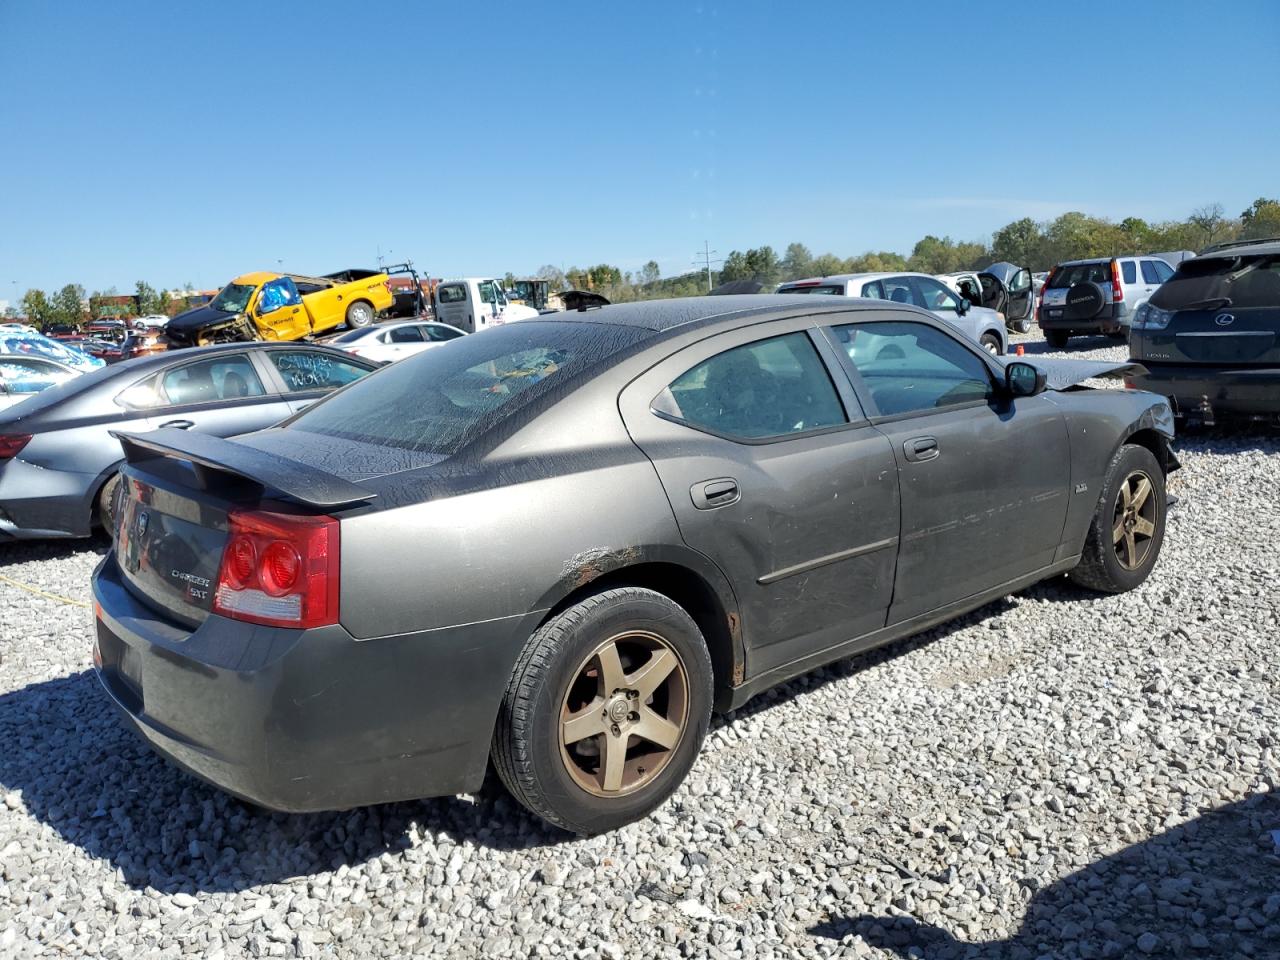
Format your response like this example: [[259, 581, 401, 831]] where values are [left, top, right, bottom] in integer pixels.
[[1159, 306, 1280, 365], [113, 465, 235, 627]]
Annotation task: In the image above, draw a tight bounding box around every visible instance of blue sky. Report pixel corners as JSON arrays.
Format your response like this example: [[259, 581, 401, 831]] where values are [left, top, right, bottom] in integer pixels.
[[1, 0, 1276, 297]]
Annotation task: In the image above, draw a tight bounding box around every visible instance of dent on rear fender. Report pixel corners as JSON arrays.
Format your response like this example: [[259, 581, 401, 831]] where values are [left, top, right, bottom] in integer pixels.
[[560, 546, 643, 591]]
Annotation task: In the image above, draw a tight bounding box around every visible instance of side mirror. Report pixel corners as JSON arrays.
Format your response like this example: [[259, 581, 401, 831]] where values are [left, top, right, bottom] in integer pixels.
[[1005, 361, 1047, 397], [956, 297, 970, 316]]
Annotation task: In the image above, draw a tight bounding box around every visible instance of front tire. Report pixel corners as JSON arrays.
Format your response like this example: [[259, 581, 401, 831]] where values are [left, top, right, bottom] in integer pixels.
[[345, 300, 375, 328], [1069, 443, 1166, 593], [492, 587, 713, 835]]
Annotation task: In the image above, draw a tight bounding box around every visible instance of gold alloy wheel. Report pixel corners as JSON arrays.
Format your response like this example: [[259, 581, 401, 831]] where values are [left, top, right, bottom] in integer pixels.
[[1113, 469, 1158, 570], [558, 630, 689, 798]]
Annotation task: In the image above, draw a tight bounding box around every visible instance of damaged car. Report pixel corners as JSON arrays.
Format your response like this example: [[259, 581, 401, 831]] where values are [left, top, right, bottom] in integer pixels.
[[92, 296, 1176, 835], [1127, 237, 1280, 425]]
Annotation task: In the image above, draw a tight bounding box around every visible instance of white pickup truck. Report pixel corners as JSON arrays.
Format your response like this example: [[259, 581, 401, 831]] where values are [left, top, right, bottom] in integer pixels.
[[433, 278, 539, 334]]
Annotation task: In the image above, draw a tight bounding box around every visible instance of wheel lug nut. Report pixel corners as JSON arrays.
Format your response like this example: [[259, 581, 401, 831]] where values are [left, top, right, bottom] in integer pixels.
[[611, 724, 621, 736]]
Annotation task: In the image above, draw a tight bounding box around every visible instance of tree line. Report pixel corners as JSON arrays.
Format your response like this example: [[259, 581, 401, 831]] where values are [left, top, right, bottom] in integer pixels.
[[6, 280, 199, 330], [540, 198, 1280, 302], [8, 199, 1279, 328]]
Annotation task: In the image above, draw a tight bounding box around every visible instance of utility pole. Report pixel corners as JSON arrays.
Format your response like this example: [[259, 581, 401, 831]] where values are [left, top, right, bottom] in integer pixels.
[[693, 241, 720, 293]]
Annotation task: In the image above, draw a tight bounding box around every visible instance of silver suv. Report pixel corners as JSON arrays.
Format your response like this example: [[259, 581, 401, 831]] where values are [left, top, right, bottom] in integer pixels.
[[776, 272, 1008, 355], [1038, 255, 1175, 348]]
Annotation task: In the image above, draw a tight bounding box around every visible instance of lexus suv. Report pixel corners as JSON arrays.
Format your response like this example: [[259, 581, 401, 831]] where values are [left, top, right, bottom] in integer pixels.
[[1127, 238, 1280, 425], [1038, 255, 1175, 348]]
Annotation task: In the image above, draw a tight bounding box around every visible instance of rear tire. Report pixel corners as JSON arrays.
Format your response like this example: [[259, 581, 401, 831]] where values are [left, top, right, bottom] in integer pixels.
[[980, 332, 1003, 356], [1045, 330, 1069, 349], [96, 473, 121, 531], [492, 587, 713, 835], [345, 300, 375, 328], [1069, 444, 1166, 593]]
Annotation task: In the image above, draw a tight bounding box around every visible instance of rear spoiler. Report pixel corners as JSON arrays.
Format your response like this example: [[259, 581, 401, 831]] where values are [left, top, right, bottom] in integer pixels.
[[111, 428, 376, 509]]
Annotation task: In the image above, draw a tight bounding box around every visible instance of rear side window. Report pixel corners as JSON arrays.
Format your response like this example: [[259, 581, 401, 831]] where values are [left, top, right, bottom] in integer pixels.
[[1150, 255, 1280, 310], [388, 326, 424, 343], [860, 281, 885, 299], [655, 333, 847, 440], [437, 284, 466, 304], [1121, 261, 1137, 284], [1140, 260, 1163, 284], [780, 284, 845, 296], [1048, 263, 1110, 288], [882, 276, 917, 305], [288, 323, 649, 456], [269, 351, 372, 392]]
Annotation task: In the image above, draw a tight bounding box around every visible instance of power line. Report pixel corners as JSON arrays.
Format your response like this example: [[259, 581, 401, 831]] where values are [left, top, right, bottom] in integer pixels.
[[693, 241, 721, 293]]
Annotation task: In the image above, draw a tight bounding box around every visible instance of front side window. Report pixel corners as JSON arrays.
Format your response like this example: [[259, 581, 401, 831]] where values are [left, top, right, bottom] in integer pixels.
[[268, 351, 371, 393], [161, 355, 266, 405], [654, 332, 846, 440], [831, 321, 992, 417], [478, 281, 500, 305], [424, 325, 464, 342], [913, 277, 962, 312], [1140, 260, 1164, 284], [257, 277, 302, 314], [1153, 260, 1174, 282]]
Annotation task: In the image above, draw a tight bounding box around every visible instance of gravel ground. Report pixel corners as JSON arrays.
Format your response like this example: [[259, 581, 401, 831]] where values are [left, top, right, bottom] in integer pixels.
[[2, 334, 1279, 959]]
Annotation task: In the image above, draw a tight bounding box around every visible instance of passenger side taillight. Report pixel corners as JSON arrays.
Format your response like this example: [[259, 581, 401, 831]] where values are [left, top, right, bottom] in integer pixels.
[[213, 510, 339, 628], [1110, 259, 1124, 301], [0, 434, 32, 461]]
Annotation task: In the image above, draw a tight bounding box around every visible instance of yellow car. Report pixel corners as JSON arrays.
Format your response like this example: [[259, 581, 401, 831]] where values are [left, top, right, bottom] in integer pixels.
[[165, 269, 395, 346]]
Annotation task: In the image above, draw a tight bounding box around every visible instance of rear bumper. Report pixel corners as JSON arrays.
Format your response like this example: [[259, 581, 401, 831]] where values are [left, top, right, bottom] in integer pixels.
[[1038, 301, 1128, 335], [1125, 364, 1280, 418], [92, 553, 530, 812], [0, 458, 100, 539]]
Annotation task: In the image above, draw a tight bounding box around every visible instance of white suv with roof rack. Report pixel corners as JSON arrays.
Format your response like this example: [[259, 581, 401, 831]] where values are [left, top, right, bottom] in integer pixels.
[[776, 272, 1008, 355]]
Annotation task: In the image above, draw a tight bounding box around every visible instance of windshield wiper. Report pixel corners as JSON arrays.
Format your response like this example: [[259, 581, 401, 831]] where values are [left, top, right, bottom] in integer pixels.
[[1181, 297, 1232, 310]]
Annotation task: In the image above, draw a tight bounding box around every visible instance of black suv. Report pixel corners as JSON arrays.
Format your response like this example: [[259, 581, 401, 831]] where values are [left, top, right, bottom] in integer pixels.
[[1127, 238, 1280, 425]]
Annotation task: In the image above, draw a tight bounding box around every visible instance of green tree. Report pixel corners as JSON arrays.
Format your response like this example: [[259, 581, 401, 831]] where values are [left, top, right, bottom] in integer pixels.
[[781, 242, 813, 280], [1240, 198, 1280, 240], [810, 253, 845, 276], [719, 251, 749, 283], [991, 217, 1042, 267], [21, 289, 54, 328], [51, 284, 87, 327], [637, 260, 661, 286], [743, 246, 781, 286], [135, 280, 160, 315]]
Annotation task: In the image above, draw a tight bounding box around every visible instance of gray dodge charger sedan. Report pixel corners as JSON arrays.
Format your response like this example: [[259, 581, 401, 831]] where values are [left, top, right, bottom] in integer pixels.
[[92, 296, 1178, 834]]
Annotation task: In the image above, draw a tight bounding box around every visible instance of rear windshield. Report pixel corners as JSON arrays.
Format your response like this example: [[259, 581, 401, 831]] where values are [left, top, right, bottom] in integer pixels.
[[779, 284, 845, 296], [329, 327, 373, 344], [286, 321, 648, 456], [1150, 255, 1280, 310], [1048, 263, 1110, 288]]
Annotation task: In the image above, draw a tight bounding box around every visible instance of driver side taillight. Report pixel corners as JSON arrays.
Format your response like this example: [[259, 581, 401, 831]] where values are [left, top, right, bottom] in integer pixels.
[[1110, 259, 1124, 302], [213, 510, 339, 628], [0, 434, 32, 461]]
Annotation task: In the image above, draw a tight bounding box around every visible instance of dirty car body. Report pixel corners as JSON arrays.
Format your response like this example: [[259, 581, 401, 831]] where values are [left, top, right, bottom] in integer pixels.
[[92, 296, 1176, 822]]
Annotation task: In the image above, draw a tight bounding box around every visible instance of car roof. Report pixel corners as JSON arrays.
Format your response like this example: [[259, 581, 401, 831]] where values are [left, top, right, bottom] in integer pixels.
[[1195, 239, 1280, 259], [544, 294, 894, 338], [779, 272, 938, 285]]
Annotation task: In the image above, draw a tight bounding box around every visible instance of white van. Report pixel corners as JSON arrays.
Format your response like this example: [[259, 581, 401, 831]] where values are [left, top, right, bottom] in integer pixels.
[[433, 278, 539, 334]]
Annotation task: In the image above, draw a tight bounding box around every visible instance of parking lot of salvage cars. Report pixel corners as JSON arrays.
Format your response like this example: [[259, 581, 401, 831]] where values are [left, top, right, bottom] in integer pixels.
[[0, 334, 1277, 959]]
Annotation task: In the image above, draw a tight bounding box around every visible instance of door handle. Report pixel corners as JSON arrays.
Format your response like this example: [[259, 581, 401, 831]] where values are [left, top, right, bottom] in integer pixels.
[[903, 436, 939, 462], [159, 419, 194, 430], [691, 478, 740, 510]]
